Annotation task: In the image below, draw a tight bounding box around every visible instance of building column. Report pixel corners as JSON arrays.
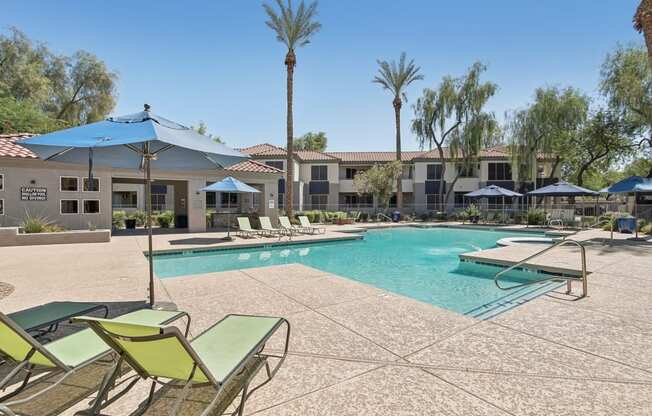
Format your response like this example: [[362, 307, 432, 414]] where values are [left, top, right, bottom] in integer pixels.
[[187, 178, 206, 232]]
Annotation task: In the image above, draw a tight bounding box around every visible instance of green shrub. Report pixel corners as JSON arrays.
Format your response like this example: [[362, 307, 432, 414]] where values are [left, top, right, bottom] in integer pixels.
[[637, 219, 648, 232], [112, 210, 127, 229], [599, 212, 618, 231], [359, 212, 369, 222], [641, 223, 652, 235], [21, 213, 63, 233], [434, 211, 447, 221], [156, 211, 175, 228], [296, 210, 322, 223], [527, 208, 546, 225], [127, 210, 147, 227]]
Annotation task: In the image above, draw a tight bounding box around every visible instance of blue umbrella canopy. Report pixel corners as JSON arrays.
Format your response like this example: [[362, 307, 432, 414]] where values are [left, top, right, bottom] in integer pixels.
[[603, 176, 652, 193], [200, 177, 261, 194], [465, 185, 523, 198], [527, 181, 598, 197], [20, 108, 247, 170]]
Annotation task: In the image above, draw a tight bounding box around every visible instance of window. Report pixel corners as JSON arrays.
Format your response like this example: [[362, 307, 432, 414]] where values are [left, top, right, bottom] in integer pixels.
[[456, 164, 477, 178], [426, 194, 443, 210], [345, 168, 358, 179], [60, 199, 79, 214], [265, 161, 284, 170], [426, 164, 442, 180], [402, 165, 414, 179], [60, 177, 79, 192], [83, 177, 100, 192], [206, 192, 217, 208], [278, 193, 284, 208], [311, 165, 328, 181], [343, 194, 372, 206], [151, 194, 167, 211], [0, 174, 4, 191], [0, 199, 4, 215], [488, 163, 512, 181], [454, 192, 467, 207], [311, 194, 328, 209], [220, 193, 239, 208], [112, 191, 138, 208], [83, 200, 100, 214]]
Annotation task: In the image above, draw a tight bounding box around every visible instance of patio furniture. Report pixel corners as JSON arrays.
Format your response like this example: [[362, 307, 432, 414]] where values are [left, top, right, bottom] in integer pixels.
[[298, 216, 326, 234], [200, 177, 261, 240], [73, 314, 290, 416], [278, 216, 302, 235], [7, 301, 108, 338], [236, 217, 260, 238], [259, 217, 290, 238], [0, 309, 189, 413]]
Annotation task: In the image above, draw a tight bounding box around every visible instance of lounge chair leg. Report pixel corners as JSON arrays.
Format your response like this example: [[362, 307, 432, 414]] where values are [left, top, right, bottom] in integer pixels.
[[236, 382, 250, 416], [0, 361, 29, 396]]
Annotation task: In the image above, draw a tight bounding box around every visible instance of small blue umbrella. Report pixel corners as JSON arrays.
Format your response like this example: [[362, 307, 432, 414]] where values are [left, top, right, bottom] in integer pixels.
[[526, 181, 598, 197], [200, 177, 260, 240], [465, 185, 523, 220], [20, 105, 248, 305], [603, 176, 652, 239]]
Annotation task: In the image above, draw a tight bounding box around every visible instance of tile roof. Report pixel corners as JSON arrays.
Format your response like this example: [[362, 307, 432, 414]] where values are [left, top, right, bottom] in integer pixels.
[[225, 159, 284, 174], [237, 143, 285, 156], [241, 143, 338, 162], [326, 151, 424, 163], [0, 133, 37, 159]]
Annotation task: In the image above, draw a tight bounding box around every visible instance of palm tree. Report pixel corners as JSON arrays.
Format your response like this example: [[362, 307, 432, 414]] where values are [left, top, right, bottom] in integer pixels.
[[634, 0, 652, 67], [263, 0, 321, 216], [373, 53, 423, 213]]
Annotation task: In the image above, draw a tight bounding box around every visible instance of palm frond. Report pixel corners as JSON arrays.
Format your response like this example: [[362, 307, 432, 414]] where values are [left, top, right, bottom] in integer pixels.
[[263, 0, 321, 50], [373, 52, 423, 101]]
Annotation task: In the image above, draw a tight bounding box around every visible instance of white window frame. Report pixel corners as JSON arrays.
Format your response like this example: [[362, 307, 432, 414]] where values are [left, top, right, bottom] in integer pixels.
[[82, 177, 100, 192], [0, 199, 4, 216], [60, 199, 80, 215], [59, 176, 79, 192], [0, 173, 4, 191], [82, 199, 101, 214]]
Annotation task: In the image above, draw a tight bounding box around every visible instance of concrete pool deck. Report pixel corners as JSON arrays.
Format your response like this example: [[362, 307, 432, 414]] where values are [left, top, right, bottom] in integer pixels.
[[1, 225, 651, 415]]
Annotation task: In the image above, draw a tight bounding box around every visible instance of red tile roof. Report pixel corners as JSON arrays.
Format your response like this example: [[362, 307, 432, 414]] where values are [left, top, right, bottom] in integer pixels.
[[225, 159, 284, 174], [0, 133, 37, 159], [327, 151, 424, 163], [237, 143, 285, 156], [241, 143, 338, 162]]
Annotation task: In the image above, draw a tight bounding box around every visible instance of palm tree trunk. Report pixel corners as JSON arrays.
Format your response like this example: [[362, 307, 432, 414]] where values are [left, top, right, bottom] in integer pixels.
[[393, 97, 403, 214], [285, 50, 296, 217], [635, 0, 652, 68]]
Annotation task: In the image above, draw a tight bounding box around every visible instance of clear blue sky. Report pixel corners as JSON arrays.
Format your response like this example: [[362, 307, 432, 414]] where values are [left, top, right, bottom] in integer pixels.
[[2, 0, 643, 151]]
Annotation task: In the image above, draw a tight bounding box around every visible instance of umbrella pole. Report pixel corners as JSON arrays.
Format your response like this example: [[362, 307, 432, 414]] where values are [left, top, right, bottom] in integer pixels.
[[145, 144, 155, 306]]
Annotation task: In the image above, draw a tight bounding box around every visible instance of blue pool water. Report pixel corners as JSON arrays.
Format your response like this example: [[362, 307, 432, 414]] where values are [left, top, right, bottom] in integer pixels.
[[154, 227, 551, 315]]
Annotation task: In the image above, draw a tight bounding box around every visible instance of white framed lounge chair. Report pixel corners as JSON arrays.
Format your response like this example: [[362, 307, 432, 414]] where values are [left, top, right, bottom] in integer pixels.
[[236, 217, 259, 238], [298, 216, 326, 234], [278, 216, 302, 235], [74, 314, 290, 416], [259, 217, 290, 238]]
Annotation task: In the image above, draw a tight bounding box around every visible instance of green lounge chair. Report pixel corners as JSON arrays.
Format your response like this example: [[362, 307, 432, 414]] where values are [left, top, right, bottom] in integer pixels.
[[236, 217, 259, 238], [259, 216, 290, 238], [74, 314, 290, 416], [278, 216, 302, 235], [298, 216, 326, 234], [0, 309, 189, 414]]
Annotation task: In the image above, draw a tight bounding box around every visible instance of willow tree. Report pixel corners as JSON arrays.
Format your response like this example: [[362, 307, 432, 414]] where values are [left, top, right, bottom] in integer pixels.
[[508, 87, 589, 186], [373, 53, 423, 212], [634, 0, 652, 67], [263, 0, 321, 216], [411, 62, 496, 206], [353, 161, 403, 212]]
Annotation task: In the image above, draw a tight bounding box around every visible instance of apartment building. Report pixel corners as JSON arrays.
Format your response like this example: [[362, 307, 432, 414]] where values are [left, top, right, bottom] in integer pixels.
[[240, 143, 559, 213]]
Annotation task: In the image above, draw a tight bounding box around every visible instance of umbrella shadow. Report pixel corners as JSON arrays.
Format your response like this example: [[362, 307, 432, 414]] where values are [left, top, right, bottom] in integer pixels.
[[168, 237, 230, 246]]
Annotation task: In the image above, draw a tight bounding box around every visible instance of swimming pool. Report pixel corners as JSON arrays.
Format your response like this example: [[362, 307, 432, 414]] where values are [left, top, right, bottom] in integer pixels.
[[154, 227, 555, 315]]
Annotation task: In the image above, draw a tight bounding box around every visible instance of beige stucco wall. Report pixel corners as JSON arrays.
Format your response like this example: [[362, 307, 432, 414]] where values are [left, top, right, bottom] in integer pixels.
[[0, 157, 282, 232]]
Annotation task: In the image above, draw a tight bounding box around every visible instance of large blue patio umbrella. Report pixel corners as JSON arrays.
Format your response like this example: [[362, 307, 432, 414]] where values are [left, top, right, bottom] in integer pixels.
[[465, 185, 523, 218], [603, 176, 652, 238], [526, 181, 599, 197], [200, 177, 260, 240], [20, 105, 248, 305]]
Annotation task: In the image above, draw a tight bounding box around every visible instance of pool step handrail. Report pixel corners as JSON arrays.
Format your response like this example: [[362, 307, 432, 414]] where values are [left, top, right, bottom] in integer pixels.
[[494, 239, 588, 298], [376, 213, 392, 222]]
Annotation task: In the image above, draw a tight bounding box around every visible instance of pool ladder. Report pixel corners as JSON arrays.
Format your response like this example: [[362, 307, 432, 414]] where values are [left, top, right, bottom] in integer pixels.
[[494, 239, 588, 298]]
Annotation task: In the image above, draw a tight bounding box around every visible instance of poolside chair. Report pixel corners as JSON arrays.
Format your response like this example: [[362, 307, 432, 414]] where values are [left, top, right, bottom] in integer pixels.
[[73, 314, 290, 416], [298, 216, 326, 234], [236, 217, 259, 238], [259, 216, 290, 238], [278, 216, 302, 235], [0, 309, 189, 414]]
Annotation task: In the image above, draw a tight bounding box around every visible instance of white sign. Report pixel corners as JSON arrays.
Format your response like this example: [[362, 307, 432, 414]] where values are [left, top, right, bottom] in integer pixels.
[[268, 199, 275, 209], [20, 187, 47, 201]]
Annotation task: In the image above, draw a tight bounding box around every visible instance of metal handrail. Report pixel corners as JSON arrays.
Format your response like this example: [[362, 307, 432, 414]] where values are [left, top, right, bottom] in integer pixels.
[[494, 239, 588, 298], [377, 213, 392, 222]]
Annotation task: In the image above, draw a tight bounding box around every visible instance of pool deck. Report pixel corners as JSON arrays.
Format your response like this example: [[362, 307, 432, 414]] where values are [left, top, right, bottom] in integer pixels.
[[1, 225, 651, 415]]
